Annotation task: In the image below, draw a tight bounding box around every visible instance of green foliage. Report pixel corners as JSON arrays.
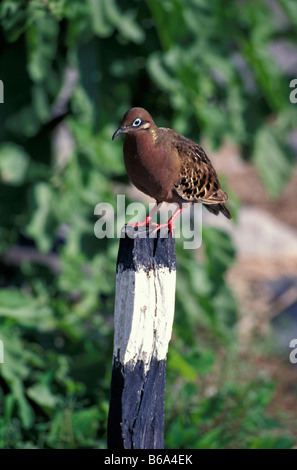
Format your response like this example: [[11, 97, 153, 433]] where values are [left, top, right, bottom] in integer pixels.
[[253, 124, 295, 198], [165, 378, 295, 449], [0, 143, 29, 186], [0, 0, 296, 449]]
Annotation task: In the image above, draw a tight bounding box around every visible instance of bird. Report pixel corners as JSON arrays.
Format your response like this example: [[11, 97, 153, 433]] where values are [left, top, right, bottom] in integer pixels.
[[112, 107, 232, 234]]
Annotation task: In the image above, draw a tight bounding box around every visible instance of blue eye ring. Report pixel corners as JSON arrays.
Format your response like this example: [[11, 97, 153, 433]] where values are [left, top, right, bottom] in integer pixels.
[[132, 118, 142, 127]]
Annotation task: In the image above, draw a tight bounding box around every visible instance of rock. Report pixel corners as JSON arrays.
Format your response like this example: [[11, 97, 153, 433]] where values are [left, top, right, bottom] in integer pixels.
[[203, 205, 297, 259]]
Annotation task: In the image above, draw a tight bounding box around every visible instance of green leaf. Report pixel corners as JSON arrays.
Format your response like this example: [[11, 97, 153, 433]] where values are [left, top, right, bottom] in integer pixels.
[[26, 16, 59, 83], [0, 326, 29, 382], [0, 0, 27, 42], [26, 182, 57, 253], [147, 52, 180, 92], [47, 406, 100, 448], [0, 327, 34, 429], [196, 427, 223, 449], [87, 0, 113, 37], [242, 40, 288, 112], [249, 435, 295, 450], [4, 393, 15, 422], [0, 289, 54, 329], [27, 383, 59, 411], [117, 10, 145, 44], [32, 85, 50, 123], [71, 407, 100, 441], [0, 143, 29, 185], [6, 106, 41, 137], [11, 379, 34, 429], [168, 349, 197, 381], [203, 226, 236, 277], [253, 126, 294, 198], [278, 0, 297, 28]]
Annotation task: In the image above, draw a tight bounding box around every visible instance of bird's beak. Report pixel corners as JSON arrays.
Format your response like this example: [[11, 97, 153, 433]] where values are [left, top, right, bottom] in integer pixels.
[[112, 126, 127, 140]]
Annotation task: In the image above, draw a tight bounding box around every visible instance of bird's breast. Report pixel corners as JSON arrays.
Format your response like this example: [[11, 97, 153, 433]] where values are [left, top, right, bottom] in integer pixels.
[[123, 133, 180, 202]]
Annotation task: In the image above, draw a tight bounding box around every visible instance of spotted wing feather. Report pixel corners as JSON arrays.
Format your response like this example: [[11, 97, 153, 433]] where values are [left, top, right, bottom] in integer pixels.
[[171, 132, 232, 219]]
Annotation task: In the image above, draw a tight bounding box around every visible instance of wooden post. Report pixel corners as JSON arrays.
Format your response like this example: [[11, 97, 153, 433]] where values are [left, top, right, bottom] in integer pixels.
[[107, 225, 176, 449]]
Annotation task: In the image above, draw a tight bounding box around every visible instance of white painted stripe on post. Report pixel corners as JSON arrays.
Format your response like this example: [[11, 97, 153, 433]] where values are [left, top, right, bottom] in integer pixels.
[[114, 266, 176, 373]]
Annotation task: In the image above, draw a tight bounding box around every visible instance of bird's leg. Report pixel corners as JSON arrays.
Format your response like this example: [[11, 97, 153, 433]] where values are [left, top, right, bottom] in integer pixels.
[[151, 207, 183, 236], [127, 201, 161, 228]]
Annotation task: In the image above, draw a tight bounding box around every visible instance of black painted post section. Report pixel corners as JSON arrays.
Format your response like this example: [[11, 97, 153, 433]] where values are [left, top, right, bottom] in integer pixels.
[[107, 226, 176, 449]]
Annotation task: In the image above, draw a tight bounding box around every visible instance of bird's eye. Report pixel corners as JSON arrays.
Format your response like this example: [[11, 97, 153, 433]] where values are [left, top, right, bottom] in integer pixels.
[[132, 118, 142, 127]]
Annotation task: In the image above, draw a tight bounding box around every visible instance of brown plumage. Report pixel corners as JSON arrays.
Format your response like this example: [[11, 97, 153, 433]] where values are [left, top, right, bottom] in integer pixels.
[[112, 107, 231, 232]]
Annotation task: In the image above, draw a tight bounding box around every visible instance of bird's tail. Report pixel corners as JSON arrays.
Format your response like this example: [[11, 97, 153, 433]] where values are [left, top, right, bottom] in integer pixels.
[[204, 203, 232, 220]]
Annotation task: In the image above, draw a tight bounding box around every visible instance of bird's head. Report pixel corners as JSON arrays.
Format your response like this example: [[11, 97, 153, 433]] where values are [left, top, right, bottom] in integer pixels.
[[112, 107, 155, 140]]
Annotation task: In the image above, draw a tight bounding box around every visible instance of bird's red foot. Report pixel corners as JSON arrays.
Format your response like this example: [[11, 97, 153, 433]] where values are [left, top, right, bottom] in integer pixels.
[[127, 215, 152, 228], [151, 221, 174, 236], [150, 207, 183, 236]]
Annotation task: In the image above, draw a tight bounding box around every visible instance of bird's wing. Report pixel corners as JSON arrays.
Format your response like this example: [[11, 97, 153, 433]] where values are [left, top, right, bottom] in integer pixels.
[[171, 132, 228, 204]]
